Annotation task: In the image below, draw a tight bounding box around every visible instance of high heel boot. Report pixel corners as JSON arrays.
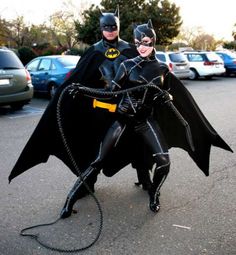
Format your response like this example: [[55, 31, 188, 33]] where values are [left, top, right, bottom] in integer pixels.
[[60, 166, 98, 218], [149, 163, 169, 213]]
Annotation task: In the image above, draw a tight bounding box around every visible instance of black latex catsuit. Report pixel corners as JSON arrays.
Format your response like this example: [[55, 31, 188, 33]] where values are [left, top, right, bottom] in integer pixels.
[[60, 51, 170, 217], [91, 52, 170, 212]]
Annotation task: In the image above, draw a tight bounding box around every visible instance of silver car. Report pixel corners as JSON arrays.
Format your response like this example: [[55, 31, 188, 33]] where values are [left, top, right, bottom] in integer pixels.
[[155, 51, 191, 79], [0, 47, 33, 110]]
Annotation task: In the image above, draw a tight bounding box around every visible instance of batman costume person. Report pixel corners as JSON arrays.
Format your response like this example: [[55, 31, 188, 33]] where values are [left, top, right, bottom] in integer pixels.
[[9, 18, 232, 217], [9, 10, 152, 195]]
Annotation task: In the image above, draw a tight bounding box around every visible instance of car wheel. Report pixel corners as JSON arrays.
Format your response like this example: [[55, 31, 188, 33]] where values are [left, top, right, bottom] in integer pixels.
[[225, 69, 232, 77], [189, 69, 198, 80], [10, 102, 26, 111]]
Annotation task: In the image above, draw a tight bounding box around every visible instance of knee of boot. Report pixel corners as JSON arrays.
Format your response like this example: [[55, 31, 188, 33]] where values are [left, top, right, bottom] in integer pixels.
[[154, 154, 170, 170]]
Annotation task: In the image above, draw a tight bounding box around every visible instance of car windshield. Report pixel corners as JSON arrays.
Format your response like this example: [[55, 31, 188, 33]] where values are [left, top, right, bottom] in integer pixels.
[[57, 56, 80, 67], [169, 53, 187, 62], [0, 51, 24, 69]]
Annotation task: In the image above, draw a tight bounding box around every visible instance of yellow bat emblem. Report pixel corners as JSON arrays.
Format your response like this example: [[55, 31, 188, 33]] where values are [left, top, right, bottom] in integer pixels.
[[105, 48, 120, 59]]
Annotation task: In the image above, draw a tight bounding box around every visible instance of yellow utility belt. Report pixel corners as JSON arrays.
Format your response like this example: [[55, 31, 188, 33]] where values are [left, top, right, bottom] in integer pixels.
[[93, 99, 117, 112]]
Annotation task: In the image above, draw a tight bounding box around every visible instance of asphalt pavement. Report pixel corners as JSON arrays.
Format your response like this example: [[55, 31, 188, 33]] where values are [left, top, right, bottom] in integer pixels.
[[0, 77, 235, 255]]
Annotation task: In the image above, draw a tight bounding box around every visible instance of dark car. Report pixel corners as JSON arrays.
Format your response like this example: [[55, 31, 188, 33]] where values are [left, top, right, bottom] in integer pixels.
[[0, 47, 33, 110], [215, 51, 236, 76], [26, 55, 80, 97]]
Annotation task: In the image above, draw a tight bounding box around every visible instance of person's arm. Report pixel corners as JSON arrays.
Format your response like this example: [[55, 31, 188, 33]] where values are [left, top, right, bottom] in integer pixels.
[[109, 62, 128, 91]]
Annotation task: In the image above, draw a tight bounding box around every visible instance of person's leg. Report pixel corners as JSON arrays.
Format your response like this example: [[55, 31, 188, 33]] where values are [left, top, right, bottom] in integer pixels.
[[136, 119, 170, 212], [60, 121, 126, 218]]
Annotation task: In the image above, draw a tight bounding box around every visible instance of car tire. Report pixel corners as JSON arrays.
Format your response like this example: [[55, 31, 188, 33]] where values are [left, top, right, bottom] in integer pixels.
[[10, 102, 26, 111], [189, 69, 198, 80], [225, 68, 232, 77]]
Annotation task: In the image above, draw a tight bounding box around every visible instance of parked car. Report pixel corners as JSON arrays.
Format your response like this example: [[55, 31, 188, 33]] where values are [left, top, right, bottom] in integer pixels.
[[215, 51, 236, 76], [0, 47, 33, 110], [183, 51, 225, 80], [26, 55, 80, 97], [155, 51, 191, 79]]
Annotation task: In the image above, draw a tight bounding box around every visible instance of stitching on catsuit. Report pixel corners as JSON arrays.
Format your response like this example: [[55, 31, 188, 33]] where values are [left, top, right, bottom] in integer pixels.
[[112, 80, 121, 89], [114, 124, 126, 147], [127, 93, 137, 113], [129, 57, 144, 73], [146, 119, 165, 154]]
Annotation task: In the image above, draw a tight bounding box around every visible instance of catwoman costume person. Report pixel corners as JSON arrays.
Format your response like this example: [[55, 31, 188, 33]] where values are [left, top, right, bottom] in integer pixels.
[[60, 21, 172, 217]]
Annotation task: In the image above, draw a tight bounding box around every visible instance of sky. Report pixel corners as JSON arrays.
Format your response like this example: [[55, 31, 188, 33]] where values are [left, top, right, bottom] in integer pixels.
[[0, 0, 235, 41]]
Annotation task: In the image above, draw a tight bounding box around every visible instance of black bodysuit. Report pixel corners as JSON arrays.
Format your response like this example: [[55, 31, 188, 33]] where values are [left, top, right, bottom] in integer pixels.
[[92, 52, 171, 211]]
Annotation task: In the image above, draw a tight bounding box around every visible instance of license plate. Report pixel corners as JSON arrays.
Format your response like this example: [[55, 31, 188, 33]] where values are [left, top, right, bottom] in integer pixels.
[[0, 79, 10, 85]]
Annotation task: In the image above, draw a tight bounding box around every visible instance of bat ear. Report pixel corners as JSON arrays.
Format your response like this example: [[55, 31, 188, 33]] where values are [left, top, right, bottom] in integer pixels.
[[114, 5, 119, 18], [147, 19, 153, 29]]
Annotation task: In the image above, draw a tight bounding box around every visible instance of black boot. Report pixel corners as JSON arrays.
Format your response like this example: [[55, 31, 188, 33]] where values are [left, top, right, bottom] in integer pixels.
[[148, 164, 169, 213], [149, 188, 161, 213], [60, 166, 98, 218], [135, 168, 152, 191]]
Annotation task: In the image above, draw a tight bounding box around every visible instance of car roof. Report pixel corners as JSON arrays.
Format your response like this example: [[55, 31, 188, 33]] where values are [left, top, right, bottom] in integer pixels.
[[35, 55, 78, 58]]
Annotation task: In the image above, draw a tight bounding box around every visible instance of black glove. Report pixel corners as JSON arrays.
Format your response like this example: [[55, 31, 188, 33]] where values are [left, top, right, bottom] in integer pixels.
[[68, 83, 83, 98], [154, 90, 173, 105]]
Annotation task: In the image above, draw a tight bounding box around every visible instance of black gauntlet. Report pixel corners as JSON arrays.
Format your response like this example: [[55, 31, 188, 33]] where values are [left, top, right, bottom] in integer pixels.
[[154, 90, 173, 105], [68, 83, 82, 98]]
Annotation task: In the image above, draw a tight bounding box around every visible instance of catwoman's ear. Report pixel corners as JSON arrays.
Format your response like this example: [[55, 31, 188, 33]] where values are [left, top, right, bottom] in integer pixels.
[[132, 23, 138, 29], [147, 19, 153, 29], [114, 5, 119, 18]]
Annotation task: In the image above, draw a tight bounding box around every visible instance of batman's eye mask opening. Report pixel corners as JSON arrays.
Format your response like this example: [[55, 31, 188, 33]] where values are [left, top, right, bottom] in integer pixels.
[[102, 25, 118, 32], [134, 37, 153, 47]]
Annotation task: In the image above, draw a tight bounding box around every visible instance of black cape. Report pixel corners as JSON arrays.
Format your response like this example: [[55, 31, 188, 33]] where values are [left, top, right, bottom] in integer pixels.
[[9, 52, 233, 182]]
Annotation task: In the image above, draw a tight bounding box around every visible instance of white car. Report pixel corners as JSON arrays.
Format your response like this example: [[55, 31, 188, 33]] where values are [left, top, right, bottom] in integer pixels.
[[183, 51, 225, 80], [155, 51, 192, 79]]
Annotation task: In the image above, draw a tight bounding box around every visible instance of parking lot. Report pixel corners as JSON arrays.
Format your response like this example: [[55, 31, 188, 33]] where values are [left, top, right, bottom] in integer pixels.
[[0, 77, 235, 255]]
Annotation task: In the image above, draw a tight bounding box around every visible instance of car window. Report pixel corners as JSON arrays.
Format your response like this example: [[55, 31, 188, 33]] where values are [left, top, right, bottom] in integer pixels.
[[57, 56, 79, 67], [51, 62, 57, 70], [168, 53, 186, 62], [156, 54, 166, 62], [206, 53, 221, 62], [185, 54, 204, 62], [27, 59, 40, 71], [38, 59, 51, 71], [0, 51, 24, 69]]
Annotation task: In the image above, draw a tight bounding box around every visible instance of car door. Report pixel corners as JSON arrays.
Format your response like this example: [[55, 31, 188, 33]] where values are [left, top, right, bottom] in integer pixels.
[[33, 58, 52, 92], [26, 58, 40, 89]]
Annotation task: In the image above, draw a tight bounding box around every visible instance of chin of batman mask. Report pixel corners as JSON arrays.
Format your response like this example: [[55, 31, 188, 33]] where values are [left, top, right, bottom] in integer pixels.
[[133, 20, 156, 47]]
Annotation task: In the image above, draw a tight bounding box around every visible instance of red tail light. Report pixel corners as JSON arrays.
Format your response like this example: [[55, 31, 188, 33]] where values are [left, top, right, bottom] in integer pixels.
[[169, 62, 173, 71], [204, 61, 214, 66], [25, 69, 31, 81], [65, 69, 74, 80]]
